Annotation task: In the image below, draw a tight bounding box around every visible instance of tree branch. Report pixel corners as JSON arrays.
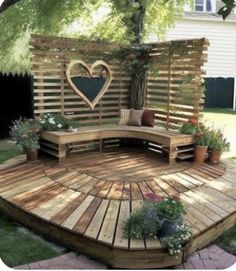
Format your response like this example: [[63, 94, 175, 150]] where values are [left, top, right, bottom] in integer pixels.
[[0, 0, 21, 13]]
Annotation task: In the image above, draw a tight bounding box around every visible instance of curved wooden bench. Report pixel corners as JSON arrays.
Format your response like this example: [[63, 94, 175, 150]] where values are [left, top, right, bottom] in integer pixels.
[[40, 125, 194, 163]]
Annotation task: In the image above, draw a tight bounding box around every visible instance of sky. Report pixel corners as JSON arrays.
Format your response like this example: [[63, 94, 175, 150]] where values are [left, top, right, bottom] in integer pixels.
[[0, 1, 3, 5]]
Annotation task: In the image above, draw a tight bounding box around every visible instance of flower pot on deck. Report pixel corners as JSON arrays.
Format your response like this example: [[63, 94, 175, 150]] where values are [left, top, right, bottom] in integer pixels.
[[26, 149, 38, 161], [209, 150, 222, 164], [194, 145, 208, 163], [156, 216, 182, 238]]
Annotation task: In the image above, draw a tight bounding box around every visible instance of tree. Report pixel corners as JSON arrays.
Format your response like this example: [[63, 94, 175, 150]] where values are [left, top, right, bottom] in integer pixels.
[[218, 0, 236, 19], [1, 0, 234, 74], [0, 0, 187, 75]]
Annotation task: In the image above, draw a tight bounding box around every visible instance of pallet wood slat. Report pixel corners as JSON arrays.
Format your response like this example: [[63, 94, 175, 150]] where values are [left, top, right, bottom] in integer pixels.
[[31, 34, 207, 131], [97, 199, 120, 244]]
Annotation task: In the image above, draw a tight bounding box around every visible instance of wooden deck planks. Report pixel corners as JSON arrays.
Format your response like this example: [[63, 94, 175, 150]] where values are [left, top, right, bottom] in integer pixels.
[[61, 195, 95, 229], [31, 189, 77, 218], [113, 200, 130, 249], [0, 149, 234, 262], [85, 199, 109, 240], [98, 200, 120, 245], [51, 192, 86, 225], [73, 197, 102, 234], [129, 200, 145, 250]]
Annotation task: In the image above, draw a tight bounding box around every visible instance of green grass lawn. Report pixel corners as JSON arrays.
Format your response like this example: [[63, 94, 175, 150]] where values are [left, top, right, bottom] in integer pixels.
[[0, 146, 22, 164], [0, 214, 67, 267], [216, 224, 236, 255], [203, 109, 236, 159], [204, 108, 236, 115]]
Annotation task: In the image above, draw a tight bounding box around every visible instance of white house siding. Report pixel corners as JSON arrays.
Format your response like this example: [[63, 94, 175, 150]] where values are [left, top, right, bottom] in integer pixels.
[[150, 18, 236, 78], [148, 18, 236, 109]]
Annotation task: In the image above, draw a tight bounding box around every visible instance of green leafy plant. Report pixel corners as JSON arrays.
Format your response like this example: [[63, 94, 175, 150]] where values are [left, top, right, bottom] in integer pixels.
[[39, 113, 68, 131], [180, 118, 198, 135], [155, 196, 186, 221], [194, 125, 212, 147], [162, 223, 192, 255], [10, 118, 41, 150], [65, 119, 80, 131], [209, 128, 230, 152], [123, 193, 191, 255]]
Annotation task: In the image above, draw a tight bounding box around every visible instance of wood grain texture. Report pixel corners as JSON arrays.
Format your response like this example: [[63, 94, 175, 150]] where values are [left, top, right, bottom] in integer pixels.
[[0, 149, 235, 269]]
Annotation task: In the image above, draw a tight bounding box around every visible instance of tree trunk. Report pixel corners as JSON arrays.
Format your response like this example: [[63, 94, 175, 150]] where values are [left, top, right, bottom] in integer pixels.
[[129, 69, 147, 109], [128, 0, 147, 109]]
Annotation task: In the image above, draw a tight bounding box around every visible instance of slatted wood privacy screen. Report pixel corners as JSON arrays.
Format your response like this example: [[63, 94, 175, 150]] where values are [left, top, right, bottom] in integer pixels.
[[30, 34, 129, 125], [146, 38, 209, 130], [31, 35, 208, 129]]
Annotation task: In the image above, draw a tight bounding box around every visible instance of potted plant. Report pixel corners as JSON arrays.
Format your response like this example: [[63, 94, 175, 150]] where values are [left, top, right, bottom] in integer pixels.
[[10, 118, 42, 161], [194, 124, 211, 163], [209, 128, 230, 164], [155, 196, 186, 237], [123, 193, 191, 255]]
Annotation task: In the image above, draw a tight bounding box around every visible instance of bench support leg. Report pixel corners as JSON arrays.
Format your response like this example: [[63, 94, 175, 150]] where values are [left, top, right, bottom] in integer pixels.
[[59, 144, 66, 164], [168, 146, 177, 164], [99, 139, 103, 152]]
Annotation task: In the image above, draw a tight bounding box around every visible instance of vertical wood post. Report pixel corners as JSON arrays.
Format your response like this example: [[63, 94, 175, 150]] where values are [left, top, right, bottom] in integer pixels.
[[38, 64, 44, 117], [166, 45, 172, 131], [60, 59, 65, 116]]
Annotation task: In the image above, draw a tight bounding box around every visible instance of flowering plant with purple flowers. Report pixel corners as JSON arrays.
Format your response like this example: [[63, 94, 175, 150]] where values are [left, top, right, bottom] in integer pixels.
[[10, 118, 41, 150], [123, 192, 191, 255]]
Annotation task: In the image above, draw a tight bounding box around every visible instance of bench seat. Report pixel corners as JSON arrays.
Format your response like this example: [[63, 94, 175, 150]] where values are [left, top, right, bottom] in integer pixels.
[[40, 125, 194, 163]]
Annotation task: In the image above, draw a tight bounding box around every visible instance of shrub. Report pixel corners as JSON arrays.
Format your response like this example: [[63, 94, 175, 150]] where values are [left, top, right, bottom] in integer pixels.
[[10, 118, 41, 150], [39, 113, 67, 131], [123, 202, 161, 239]]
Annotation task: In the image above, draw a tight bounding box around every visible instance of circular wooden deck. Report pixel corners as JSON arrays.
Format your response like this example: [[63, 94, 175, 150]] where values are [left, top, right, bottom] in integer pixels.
[[0, 148, 236, 269]]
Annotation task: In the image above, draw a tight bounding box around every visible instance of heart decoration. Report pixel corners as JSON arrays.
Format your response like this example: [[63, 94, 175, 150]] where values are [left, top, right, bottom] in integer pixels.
[[66, 60, 112, 110]]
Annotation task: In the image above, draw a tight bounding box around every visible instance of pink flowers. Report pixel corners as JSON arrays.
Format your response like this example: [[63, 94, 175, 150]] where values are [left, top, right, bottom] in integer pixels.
[[144, 192, 163, 202], [188, 118, 198, 126]]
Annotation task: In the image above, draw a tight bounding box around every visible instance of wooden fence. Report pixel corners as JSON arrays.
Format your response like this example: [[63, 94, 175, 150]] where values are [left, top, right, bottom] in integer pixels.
[[30, 34, 208, 130]]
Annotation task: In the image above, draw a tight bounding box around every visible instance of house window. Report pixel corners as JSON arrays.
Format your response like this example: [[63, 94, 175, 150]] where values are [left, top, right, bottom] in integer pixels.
[[194, 0, 215, 12]]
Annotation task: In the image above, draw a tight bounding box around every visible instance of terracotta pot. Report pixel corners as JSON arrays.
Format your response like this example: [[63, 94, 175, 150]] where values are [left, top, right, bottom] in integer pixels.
[[194, 145, 208, 163], [209, 150, 222, 164], [26, 149, 38, 161]]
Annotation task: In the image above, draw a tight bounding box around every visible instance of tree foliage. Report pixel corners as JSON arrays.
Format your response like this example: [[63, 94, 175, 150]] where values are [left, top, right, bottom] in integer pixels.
[[218, 0, 236, 19], [0, 0, 191, 74], [0, 0, 235, 74]]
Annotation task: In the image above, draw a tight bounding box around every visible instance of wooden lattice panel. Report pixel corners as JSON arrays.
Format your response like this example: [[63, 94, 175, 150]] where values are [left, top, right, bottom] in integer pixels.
[[30, 35, 208, 130], [30, 34, 130, 125], [146, 38, 209, 130]]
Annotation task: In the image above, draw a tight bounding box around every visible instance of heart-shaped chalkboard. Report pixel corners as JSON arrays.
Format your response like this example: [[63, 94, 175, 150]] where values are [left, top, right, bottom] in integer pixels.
[[66, 60, 112, 110]]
